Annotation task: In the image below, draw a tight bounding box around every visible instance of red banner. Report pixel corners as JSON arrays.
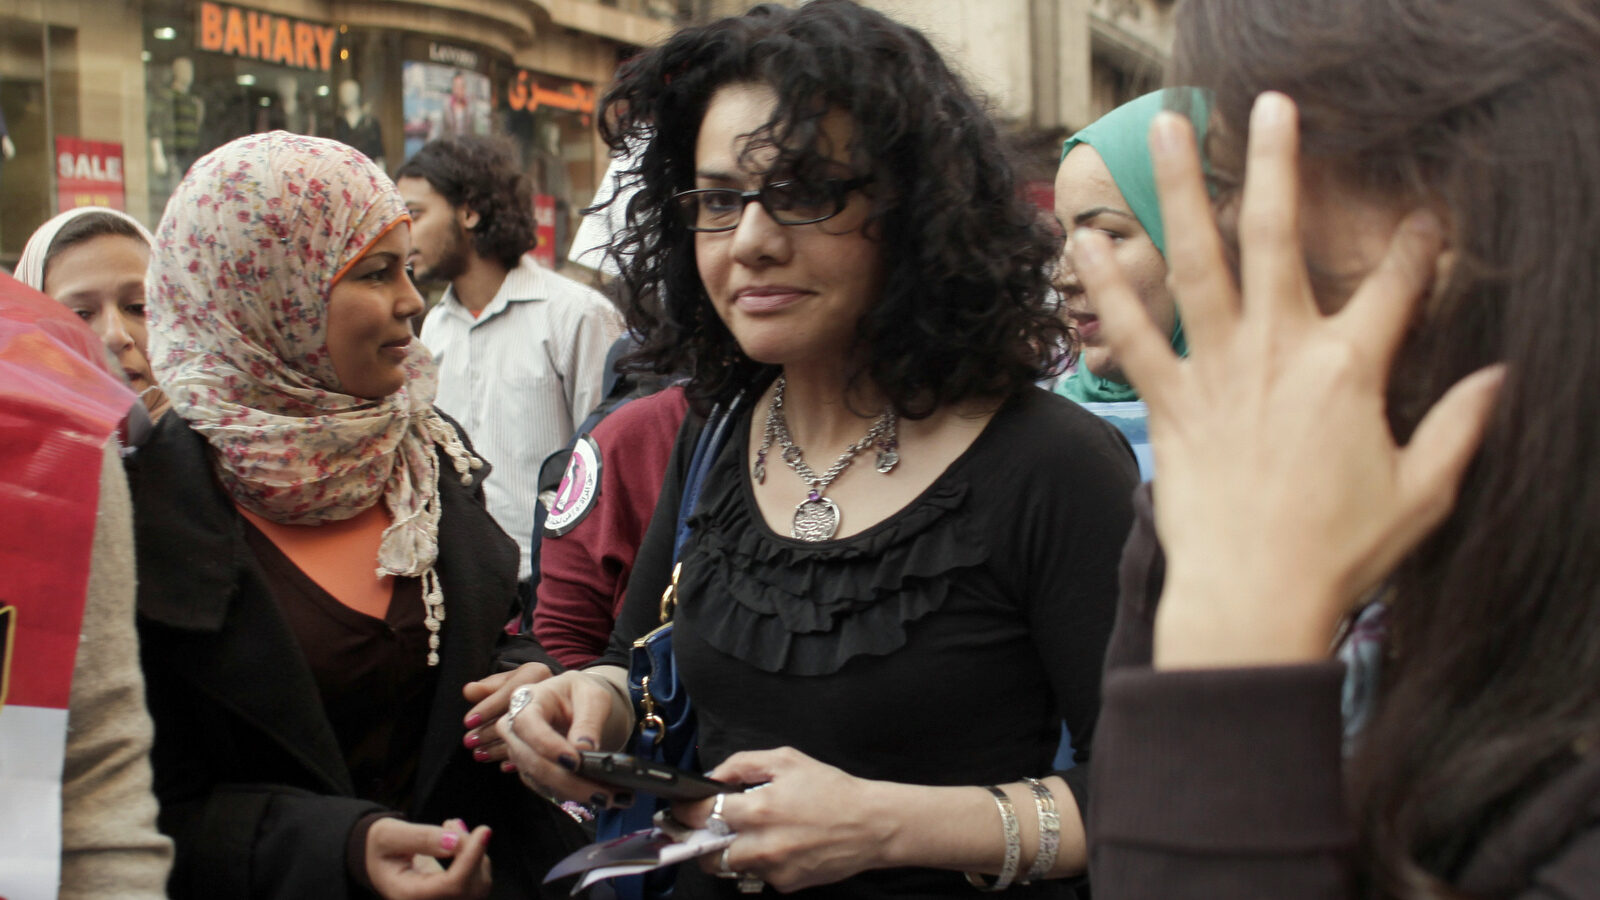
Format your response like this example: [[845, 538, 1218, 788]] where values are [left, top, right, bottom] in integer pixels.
[[1023, 179, 1055, 216], [0, 273, 134, 899], [0, 273, 132, 710], [55, 137, 126, 213], [532, 193, 557, 269]]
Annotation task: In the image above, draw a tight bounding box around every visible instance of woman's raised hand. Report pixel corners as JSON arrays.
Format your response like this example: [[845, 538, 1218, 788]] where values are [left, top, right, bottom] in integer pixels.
[[1071, 92, 1505, 669], [493, 668, 635, 805], [365, 818, 491, 900]]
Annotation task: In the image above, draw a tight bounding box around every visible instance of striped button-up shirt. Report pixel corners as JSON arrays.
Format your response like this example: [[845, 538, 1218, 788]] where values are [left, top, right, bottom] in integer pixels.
[[421, 257, 623, 580]]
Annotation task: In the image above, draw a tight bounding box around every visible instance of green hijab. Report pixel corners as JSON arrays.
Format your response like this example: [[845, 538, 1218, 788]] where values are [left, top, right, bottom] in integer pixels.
[[1057, 87, 1210, 404]]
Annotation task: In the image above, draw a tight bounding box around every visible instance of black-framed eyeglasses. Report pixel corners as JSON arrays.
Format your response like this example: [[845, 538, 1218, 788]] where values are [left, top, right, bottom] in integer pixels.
[[671, 176, 873, 232]]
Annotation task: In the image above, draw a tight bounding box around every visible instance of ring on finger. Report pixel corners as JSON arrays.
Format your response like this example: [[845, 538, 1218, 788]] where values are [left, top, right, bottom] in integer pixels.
[[715, 846, 763, 892], [716, 846, 738, 878], [707, 792, 733, 837], [504, 685, 534, 728]]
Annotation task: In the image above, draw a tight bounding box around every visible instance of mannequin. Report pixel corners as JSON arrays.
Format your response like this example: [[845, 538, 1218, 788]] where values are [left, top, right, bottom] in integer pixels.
[[262, 73, 314, 135], [0, 97, 13, 163], [0, 86, 12, 221], [333, 79, 384, 167], [148, 58, 204, 180]]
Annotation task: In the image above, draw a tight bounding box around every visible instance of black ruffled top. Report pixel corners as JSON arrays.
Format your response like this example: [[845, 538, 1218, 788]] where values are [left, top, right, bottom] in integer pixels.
[[602, 387, 1140, 898], [680, 447, 990, 676]]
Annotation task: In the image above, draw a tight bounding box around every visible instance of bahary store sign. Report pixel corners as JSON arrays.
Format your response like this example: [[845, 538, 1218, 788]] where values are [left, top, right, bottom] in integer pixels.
[[197, 1, 337, 73]]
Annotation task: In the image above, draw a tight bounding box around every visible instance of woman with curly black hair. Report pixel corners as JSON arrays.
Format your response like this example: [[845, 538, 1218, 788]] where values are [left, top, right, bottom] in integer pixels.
[[499, 2, 1138, 896]]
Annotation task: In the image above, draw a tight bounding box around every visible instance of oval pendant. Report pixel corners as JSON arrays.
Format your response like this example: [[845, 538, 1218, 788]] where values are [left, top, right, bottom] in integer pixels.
[[875, 448, 899, 474], [792, 496, 841, 541]]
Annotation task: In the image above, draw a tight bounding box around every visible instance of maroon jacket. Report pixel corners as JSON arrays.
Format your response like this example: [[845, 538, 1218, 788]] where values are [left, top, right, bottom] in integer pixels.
[[1089, 485, 1600, 898], [533, 387, 690, 667]]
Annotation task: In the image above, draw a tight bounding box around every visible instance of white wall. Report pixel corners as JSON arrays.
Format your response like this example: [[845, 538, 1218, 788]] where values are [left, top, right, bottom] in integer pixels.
[[859, 0, 1034, 120]]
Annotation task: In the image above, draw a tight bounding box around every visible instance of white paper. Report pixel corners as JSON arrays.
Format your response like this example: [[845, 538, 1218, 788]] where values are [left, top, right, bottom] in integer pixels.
[[571, 828, 736, 894]]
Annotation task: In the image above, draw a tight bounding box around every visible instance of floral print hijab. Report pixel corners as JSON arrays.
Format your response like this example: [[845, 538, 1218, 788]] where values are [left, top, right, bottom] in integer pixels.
[[147, 131, 478, 664]]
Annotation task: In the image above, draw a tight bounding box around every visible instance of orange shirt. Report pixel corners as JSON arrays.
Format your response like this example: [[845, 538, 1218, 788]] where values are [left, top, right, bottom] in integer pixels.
[[237, 503, 395, 618]]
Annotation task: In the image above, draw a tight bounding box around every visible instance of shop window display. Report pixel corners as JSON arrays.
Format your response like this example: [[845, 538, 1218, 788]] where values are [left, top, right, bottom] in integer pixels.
[[129, 4, 604, 274], [142, 1, 368, 215], [0, 72, 36, 257], [401, 61, 491, 159], [0, 17, 55, 261], [500, 71, 599, 266], [143, 56, 340, 204], [335, 79, 385, 169]]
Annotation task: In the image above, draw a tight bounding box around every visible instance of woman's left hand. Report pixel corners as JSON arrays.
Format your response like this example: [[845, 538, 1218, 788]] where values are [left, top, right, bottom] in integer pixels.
[[674, 747, 894, 892], [461, 662, 556, 765]]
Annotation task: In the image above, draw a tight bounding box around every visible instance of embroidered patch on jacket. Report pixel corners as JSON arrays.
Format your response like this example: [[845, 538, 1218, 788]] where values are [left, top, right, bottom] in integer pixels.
[[544, 435, 602, 536]]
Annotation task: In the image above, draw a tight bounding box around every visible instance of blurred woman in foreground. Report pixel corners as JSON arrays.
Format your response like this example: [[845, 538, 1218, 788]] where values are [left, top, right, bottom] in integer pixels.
[[1082, 0, 1600, 896]]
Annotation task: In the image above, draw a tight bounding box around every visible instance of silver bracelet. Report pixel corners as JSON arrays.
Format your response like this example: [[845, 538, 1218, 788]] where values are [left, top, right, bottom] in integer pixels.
[[965, 785, 1021, 892], [1021, 777, 1060, 883]]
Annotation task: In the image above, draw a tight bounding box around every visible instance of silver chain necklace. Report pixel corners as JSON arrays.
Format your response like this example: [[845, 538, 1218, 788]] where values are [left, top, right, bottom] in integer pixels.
[[753, 374, 899, 541]]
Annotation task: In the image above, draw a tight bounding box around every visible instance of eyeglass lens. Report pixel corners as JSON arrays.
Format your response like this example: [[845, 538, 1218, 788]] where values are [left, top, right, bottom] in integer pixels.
[[680, 181, 846, 230]]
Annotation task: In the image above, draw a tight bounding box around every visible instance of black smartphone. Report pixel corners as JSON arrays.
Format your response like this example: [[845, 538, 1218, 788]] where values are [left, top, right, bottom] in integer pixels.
[[576, 751, 740, 801]]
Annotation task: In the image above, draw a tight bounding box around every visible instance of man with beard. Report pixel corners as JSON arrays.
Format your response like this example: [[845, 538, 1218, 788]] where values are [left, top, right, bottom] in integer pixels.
[[399, 135, 621, 603]]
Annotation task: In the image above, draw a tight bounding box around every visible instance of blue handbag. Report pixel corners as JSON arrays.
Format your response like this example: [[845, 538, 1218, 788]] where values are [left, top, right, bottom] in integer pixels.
[[593, 395, 744, 900]]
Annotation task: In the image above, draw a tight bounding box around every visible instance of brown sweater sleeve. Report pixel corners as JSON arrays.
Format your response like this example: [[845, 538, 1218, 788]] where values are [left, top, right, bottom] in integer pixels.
[[1089, 663, 1358, 898], [1089, 481, 1358, 897], [60, 442, 173, 898], [1090, 492, 1600, 898]]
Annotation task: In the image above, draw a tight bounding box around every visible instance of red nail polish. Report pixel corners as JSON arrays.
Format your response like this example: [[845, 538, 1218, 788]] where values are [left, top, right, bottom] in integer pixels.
[[500, 761, 517, 773], [440, 832, 460, 851], [464, 713, 483, 728], [463, 732, 480, 748], [473, 748, 490, 762]]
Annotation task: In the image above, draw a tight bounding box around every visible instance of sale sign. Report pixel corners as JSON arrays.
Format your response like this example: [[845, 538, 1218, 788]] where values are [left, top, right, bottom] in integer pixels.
[[55, 138, 126, 213]]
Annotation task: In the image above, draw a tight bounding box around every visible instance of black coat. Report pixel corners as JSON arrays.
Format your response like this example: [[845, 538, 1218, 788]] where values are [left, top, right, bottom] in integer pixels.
[[128, 414, 584, 899]]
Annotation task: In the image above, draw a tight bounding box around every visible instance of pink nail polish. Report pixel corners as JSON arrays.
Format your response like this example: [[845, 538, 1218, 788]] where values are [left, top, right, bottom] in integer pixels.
[[465, 713, 483, 728], [500, 761, 517, 773], [463, 732, 480, 748], [473, 748, 490, 762], [440, 833, 460, 852]]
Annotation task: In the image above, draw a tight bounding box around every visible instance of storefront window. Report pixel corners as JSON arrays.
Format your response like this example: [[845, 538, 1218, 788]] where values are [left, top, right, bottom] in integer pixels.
[[500, 69, 599, 267], [0, 17, 46, 259], [0, 15, 86, 260], [401, 41, 494, 158], [141, 1, 354, 216], [0, 1, 614, 272]]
